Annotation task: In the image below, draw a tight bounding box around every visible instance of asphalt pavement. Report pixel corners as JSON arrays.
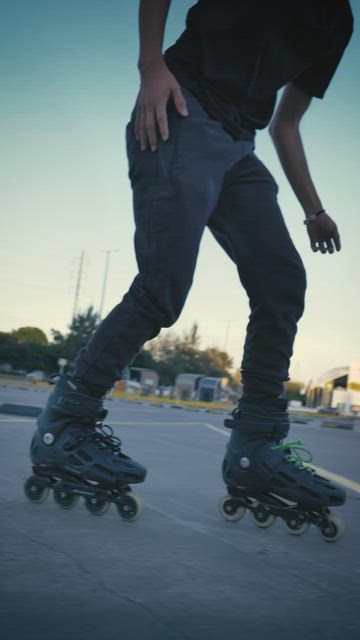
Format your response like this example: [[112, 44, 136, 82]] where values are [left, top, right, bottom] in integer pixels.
[[0, 386, 359, 640]]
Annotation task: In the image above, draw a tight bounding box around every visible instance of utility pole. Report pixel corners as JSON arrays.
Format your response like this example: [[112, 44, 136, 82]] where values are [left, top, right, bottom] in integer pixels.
[[99, 249, 119, 319], [72, 250, 84, 321], [223, 319, 238, 352]]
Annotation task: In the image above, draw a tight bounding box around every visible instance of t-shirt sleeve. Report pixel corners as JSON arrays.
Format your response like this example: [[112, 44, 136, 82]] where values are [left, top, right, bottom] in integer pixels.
[[293, 2, 354, 100], [293, 49, 346, 99]]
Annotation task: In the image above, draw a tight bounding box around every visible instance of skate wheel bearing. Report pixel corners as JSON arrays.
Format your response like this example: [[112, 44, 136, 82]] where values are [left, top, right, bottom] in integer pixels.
[[116, 493, 143, 522], [218, 495, 246, 522], [53, 487, 80, 509], [84, 494, 110, 516], [285, 515, 310, 536], [318, 514, 345, 542], [252, 506, 276, 529], [24, 476, 50, 504]]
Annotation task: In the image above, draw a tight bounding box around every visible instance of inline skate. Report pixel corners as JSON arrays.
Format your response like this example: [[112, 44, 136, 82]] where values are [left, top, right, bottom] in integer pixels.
[[219, 402, 346, 542], [24, 375, 146, 521]]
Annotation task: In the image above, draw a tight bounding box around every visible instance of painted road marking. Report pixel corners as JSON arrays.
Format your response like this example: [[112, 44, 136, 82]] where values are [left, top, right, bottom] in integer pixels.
[[312, 467, 360, 494], [201, 422, 360, 495], [0, 417, 36, 422]]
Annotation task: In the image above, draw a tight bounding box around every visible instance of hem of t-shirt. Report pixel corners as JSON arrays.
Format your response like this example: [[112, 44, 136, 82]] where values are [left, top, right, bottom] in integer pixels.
[[292, 78, 326, 100]]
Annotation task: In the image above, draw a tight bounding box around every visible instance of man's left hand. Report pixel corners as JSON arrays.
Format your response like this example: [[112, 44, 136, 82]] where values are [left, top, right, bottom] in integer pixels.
[[306, 212, 341, 254]]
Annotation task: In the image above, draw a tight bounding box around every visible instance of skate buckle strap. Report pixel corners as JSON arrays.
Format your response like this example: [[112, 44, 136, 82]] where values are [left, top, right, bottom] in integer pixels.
[[270, 440, 315, 473]]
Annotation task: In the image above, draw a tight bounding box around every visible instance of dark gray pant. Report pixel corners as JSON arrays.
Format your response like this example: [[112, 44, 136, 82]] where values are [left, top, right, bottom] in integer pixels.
[[73, 89, 306, 398]]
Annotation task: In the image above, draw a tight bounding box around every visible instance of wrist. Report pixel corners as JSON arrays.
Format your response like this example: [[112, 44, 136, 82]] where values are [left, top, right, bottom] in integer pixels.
[[138, 55, 165, 75], [304, 201, 324, 218], [303, 209, 326, 226]]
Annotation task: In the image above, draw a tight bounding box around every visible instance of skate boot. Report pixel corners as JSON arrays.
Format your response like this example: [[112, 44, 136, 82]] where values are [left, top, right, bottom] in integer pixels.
[[24, 375, 146, 521], [219, 402, 346, 542]]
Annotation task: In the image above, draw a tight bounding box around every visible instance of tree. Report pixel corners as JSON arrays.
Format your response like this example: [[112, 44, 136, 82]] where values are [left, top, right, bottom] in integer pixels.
[[0, 332, 25, 367], [12, 327, 48, 344], [182, 322, 201, 350], [146, 324, 235, 386], [131, 347, 157, 370], [0, 331, 60, 373], [196, 347, 233, 378], [51, 306, 100, 364]]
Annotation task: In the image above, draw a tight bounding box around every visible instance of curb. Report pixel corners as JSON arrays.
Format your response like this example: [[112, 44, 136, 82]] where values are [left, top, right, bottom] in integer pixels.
[[0, 403, 42, 417], [321, 419, 355, 430]]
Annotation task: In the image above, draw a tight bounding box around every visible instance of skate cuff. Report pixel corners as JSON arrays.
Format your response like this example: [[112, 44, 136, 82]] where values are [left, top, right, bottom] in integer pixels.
[[54, 395, 107, 421], [224, 417, 288, 440]]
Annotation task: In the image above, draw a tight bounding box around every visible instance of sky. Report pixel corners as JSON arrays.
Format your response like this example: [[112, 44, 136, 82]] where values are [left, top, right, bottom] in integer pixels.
[[1, 0, 359, 386]]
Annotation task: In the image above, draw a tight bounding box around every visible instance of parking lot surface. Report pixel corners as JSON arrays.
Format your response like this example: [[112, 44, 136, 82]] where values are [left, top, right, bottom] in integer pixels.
[[1, 386, 359, 640]]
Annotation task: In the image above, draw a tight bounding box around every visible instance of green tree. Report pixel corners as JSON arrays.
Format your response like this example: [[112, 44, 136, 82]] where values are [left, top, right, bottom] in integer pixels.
[[131, 347, 157, 370], [146, 324, 235, 386], [12, 326, 48, 344], [51, 306, 100, 364], [195, 347, 233, 378], [182, 322, 201, 350], [0, 332, 25, 367], [0, 331, 61, 373]]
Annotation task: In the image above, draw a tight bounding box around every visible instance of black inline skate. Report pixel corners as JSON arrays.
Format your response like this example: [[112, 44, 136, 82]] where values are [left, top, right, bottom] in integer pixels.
[[219, 402, 346, 542], [24, 375, 146, 521]]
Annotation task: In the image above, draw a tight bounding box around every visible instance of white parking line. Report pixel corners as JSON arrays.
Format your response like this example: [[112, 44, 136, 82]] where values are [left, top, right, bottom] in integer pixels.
[[201, 422, 360, 495], [1, 415, 359, 494]]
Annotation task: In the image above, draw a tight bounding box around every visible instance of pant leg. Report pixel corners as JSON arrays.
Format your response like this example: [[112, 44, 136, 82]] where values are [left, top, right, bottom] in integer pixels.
[[207, 153, 307, 398], [73, 90, 254, 390]]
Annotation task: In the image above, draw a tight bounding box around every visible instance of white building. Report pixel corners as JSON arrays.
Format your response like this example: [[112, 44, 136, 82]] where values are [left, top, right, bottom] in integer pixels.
[[306, 360, 360, 414]]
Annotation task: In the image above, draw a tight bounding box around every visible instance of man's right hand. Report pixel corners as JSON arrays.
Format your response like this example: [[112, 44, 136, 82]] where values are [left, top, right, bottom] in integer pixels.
[[135, 59, 188, 152]]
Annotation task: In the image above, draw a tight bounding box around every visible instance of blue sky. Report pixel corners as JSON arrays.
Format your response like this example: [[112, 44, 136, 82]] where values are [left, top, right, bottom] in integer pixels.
[[1, 0, 359, 385]]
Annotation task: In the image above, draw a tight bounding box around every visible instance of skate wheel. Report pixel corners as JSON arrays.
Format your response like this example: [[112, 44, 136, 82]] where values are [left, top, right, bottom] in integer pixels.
[[24, 476, 50, 504], [318, 514, 345, 542], [218, 495, 246, 522], [252, 506, 276, 529], [84, 494, 110, 516], [285, 515, 310, 536], [53, 487, 80, 509], [116, 493, 143, 522]]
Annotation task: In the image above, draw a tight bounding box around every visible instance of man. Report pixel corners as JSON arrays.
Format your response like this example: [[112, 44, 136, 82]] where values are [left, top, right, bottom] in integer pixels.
[[27, 1, 353, 526]]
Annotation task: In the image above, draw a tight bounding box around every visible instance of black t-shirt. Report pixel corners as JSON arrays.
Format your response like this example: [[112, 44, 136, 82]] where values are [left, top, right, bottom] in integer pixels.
[[164, 0, 353, 138]]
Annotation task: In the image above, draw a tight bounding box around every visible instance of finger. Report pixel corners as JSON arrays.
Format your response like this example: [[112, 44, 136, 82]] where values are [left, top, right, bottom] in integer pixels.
[[326, 238, 334, 254], [134, 108, 140, 141], [155, 105, 169, 141], [333, 228, 341, 252], [319, 242, 327, 254], [145, 107, 158, 151], [138, 108, 147, 151], [172, 86, 189, 116], [310, 235, 319, 252]]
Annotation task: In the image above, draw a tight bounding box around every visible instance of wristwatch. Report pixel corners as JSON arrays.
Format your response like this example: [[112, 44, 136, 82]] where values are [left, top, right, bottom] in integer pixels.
[[303, 209, 326, 225]]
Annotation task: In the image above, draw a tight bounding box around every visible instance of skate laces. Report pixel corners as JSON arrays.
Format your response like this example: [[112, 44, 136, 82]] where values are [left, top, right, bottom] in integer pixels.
[[93, 424, 123, 453], [270, 440, 315, 472], [65, 424, 122, 454]]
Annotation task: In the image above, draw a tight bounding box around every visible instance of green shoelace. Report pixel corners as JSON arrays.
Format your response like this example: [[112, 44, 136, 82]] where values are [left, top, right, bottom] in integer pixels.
[[270, 440, 315, 473]]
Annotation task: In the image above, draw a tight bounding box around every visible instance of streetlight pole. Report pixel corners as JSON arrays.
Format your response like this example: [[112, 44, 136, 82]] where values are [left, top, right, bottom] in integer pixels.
[[223, 319, 238, 352], [99, 249, 119, 319]]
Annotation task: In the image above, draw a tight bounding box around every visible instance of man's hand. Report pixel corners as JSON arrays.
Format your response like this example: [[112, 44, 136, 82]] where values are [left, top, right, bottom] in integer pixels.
[[135, 59, 188, 152], [306, 212, 341, 254]]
